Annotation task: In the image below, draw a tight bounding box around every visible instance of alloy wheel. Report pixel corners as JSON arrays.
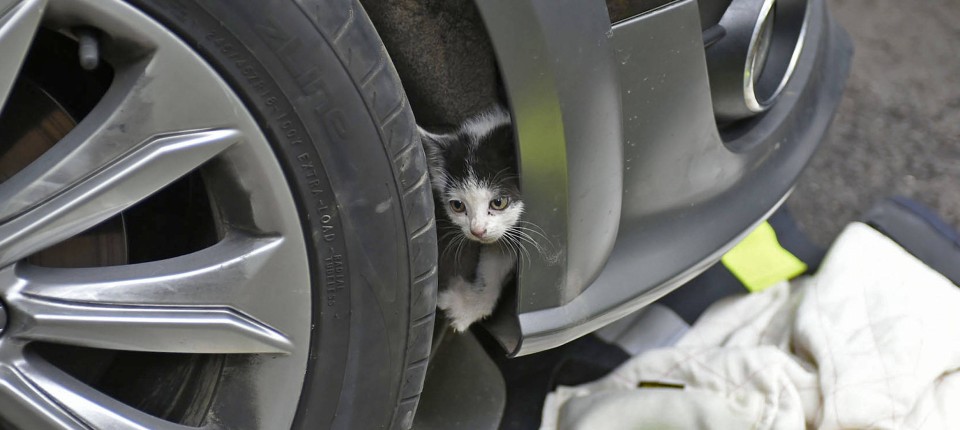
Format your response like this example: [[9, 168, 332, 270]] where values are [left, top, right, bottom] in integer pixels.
[[0, 0, 313, 428]]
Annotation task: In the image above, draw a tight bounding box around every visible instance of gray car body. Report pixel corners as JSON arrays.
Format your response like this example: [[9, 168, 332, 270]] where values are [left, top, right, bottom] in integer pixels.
[[471, 0, 851, 356]]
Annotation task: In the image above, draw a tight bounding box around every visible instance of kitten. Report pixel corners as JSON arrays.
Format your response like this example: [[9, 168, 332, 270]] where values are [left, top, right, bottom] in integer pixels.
[[419, 106, 526, 332]]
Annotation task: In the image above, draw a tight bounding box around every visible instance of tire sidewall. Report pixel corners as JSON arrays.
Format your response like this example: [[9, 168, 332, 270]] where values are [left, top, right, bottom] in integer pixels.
[[120, 1, 436, 428]]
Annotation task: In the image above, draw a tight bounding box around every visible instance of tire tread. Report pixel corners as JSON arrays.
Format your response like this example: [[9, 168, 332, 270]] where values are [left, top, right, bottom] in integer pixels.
[[290, 1, 437, 429]]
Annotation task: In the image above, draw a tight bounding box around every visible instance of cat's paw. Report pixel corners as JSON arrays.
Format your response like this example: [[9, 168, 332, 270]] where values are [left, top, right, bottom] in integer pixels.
[[437, 277, 494, 332]]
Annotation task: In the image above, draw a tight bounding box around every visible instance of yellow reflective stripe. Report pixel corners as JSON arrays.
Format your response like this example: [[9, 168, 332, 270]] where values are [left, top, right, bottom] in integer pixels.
[[721, 221, 807, 292]]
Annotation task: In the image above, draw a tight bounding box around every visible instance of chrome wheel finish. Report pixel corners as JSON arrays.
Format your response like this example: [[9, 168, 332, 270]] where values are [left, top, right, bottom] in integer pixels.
[[0, 0, 312, 428], [0, 299, 7, 335]]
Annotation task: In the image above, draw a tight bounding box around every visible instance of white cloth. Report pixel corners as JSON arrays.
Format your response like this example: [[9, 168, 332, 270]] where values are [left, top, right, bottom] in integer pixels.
[[542, 223, 960, 430]]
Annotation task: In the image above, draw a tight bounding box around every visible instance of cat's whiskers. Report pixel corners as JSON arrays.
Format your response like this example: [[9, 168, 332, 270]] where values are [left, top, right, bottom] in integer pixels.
[[516, 236, 533, 267], [438, 229, 461, 243], [508, 231, 541, 259], [507, 226, 548, 256], [437, 224, 462, 251], [438, 219, 468, 254], [515, 220, 552, 242], [453, 234, 468, 271], [498, 234, 520, 265], [439, 234, 462, 262], [495, 238, 518, 265], [502, 230, 532, 266]]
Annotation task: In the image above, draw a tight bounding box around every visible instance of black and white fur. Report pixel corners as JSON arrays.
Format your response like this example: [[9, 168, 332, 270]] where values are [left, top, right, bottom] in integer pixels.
[[420, 106, 527, 332]]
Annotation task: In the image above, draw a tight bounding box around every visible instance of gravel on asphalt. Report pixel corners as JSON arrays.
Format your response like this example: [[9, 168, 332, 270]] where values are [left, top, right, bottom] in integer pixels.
[[787, 0, 960, 246]]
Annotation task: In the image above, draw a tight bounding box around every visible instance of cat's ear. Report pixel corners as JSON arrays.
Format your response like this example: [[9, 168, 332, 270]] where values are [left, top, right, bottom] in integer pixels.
[[418, 126, 455, 192], [461, 105, 511, 140], [418, 126, 449, 156]]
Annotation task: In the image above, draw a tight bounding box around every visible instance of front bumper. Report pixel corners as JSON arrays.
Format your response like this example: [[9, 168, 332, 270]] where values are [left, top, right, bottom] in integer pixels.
[[476, 0, 852, 356]]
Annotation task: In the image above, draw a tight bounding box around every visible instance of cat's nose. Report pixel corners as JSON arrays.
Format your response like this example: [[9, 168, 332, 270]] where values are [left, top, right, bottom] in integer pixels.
[[471, 227, 486, 238]]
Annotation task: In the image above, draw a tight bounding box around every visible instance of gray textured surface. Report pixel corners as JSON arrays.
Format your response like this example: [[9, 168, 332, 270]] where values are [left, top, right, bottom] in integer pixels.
[[360, 0, 500, 127], [786, 0, 960, 245]]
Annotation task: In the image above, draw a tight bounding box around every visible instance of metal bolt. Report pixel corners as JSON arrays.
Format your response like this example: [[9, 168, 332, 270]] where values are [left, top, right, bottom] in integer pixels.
[[76, 27, 101, 71]]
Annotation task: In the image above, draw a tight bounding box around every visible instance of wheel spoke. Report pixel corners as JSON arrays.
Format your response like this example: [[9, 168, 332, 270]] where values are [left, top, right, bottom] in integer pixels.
[[8, 299, 290, 356], [0, 26, 250, 224], [1, 356, 196, 430], [9, 297, 292, 355], [0, 0, 45, 114], [13, 233, 284, 308], [2, 233, 294, 354], [0, 128, 239, 268], [0, 362, 83, 430]]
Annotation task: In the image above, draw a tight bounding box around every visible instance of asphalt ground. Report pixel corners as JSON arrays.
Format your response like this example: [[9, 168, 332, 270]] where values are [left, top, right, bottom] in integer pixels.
[[786, 0, 960, 246]]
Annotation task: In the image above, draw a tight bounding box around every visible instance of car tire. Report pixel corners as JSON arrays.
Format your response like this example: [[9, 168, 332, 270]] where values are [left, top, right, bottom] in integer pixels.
[[121, 0, 438, 429]]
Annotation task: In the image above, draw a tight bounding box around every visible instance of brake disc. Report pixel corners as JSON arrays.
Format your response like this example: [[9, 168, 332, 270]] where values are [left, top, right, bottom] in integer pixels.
[[0, 79, 127, 268]]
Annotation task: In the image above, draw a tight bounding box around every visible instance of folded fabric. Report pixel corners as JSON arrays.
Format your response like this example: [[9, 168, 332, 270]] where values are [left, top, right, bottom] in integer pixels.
[[542, 222, 960, 430]]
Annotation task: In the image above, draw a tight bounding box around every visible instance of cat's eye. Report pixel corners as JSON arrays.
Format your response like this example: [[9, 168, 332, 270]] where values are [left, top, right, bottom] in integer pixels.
[[489, 197, 510, 210], [449, 200, 466, 213]]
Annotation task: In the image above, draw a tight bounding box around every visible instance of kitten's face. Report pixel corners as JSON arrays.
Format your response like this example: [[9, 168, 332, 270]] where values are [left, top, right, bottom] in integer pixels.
[[442, 178, 524, 244], [421, 107, 523, 244]]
